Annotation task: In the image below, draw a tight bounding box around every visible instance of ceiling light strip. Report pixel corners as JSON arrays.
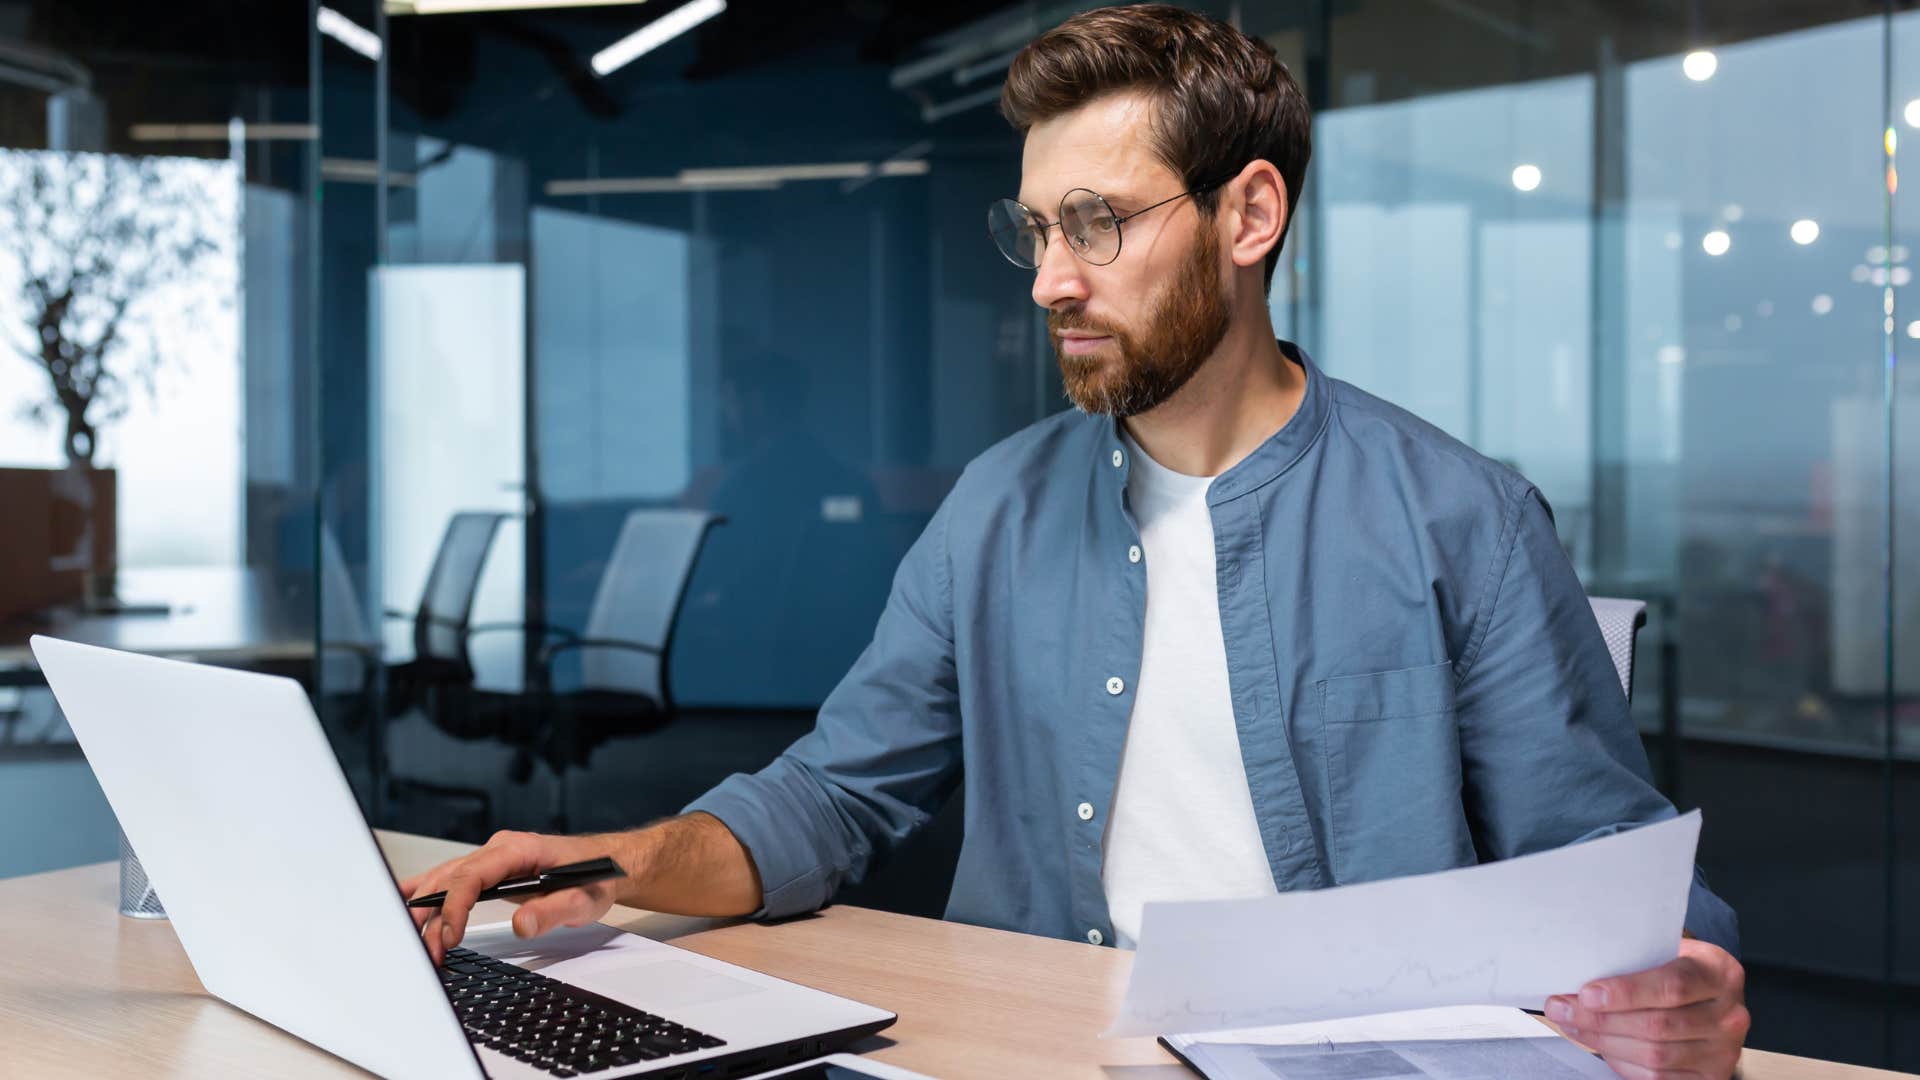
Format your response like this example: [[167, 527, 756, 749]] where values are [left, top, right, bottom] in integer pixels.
[[591, 0, 726, 77]]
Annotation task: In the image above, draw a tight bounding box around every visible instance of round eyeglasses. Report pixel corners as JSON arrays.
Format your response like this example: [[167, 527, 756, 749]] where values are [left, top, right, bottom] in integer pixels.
[[987, 177, 1229, 269]]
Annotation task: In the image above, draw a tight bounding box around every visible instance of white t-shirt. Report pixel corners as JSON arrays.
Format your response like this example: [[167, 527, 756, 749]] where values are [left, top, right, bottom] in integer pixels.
[[1100, 431, 1277, 949]]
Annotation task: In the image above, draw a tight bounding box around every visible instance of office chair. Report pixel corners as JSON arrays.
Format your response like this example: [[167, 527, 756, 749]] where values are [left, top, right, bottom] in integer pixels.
[[526, 508, 722, 830], [382, 511, 510, 733], [374, 512, 512, 837], [1587, 596, 1649, 703]]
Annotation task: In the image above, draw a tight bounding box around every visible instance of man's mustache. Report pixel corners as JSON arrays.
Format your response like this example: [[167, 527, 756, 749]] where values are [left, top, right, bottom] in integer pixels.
[[1048, 307, 1122, 338]]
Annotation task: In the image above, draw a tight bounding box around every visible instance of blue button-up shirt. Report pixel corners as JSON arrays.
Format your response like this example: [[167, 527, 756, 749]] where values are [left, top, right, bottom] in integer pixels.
[[687, 342, 1739, 954]]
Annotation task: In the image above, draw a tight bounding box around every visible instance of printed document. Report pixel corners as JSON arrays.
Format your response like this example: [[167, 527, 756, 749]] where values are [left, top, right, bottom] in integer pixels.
[[1105, 811, 1701, 1037], [1162, 1005, 1618, 1080]]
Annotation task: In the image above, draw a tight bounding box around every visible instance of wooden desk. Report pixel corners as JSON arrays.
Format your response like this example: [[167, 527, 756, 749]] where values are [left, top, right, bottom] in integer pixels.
[[0, 831, 1906, 1079]]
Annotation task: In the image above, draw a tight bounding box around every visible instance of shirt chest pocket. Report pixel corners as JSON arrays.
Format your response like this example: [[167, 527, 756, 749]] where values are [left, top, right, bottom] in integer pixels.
[[1318, 661, 1476, 885]]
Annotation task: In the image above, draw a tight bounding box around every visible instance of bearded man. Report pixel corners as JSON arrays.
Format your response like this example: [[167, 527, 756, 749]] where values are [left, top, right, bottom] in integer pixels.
[[406, 7, 1748, 1077]]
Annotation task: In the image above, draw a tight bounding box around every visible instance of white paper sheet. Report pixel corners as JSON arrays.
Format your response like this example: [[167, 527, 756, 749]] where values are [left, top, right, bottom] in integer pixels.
[[1105, 811, 1701, 1037], [1173, 1004, 1567, 1047], [1166, 1006, 1617, 1080]]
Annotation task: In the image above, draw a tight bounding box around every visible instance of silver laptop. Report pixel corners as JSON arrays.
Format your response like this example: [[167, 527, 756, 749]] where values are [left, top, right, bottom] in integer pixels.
[[32, 635, 895, 1080]]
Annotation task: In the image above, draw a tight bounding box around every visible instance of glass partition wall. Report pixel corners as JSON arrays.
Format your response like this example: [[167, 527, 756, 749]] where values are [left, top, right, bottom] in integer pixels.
[[1242, 0, 1917, 1065], [0, 3, 319, 870]]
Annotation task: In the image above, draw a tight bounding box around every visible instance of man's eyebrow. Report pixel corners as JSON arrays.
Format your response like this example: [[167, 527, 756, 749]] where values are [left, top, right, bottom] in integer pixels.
[[1016, 186, 1143, 211]]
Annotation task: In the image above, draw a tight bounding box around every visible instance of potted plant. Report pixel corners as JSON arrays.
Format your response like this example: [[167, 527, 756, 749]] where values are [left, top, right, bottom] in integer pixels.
[[0, 148, 231, 605]]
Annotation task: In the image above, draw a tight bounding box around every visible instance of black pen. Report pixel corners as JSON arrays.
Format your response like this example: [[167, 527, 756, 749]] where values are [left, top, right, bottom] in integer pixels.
[[406, 857, 625, 909]]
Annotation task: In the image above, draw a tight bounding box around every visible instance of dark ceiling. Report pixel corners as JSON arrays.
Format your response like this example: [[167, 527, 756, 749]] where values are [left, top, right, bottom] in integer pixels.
[[2, 0, 1911, 150]]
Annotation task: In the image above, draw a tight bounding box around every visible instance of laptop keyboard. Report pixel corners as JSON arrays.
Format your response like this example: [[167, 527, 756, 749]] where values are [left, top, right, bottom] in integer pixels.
[[440, 946, 726, 1076]]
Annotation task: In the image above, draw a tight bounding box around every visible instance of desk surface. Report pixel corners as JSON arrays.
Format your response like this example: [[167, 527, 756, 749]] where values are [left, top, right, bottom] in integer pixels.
[[0, 566, 312, 677], [0, 831, 1906, 1080]]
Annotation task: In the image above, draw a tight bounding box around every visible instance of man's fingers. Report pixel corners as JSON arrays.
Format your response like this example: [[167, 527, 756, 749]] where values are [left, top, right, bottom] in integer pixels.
[[436, 870, 490, 952], [420, 912, 445, 965], [397, 832, 595, 956], [1554, 941, 1747, 1080], [1581, 956, 1718, 1012], [1548, 997, 1725, 1042], [1591, 1059, 1708, 1080], [421, 832, 551, 951], [400, 863, 459, 929], [405, 874, 449, 931], [1563, 1027, 1715, 1077], [512, 886, 610, 938]]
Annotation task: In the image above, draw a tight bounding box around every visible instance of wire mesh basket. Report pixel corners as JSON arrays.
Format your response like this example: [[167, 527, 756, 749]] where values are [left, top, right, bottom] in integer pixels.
[[118, 827, 166, 920]]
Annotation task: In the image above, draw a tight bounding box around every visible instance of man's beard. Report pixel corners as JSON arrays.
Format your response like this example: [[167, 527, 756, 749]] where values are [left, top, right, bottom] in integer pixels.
[[1050, 224, 1233, 418]]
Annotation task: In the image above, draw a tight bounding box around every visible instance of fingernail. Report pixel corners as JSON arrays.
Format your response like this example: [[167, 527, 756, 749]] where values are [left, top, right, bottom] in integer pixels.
[[442, 922, 458, 947], [516, 913, 539, 937], [1579, 985, 1608, 1008], [1546, 999, 1572, 1023]]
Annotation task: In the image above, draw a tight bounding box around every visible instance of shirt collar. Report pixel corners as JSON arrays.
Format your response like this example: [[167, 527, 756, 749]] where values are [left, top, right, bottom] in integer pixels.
[[1101, 339, 1332, 506]]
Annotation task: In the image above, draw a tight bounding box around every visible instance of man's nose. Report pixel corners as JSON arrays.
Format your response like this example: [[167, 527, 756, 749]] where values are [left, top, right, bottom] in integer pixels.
[[1030, 227, 1088, 310]]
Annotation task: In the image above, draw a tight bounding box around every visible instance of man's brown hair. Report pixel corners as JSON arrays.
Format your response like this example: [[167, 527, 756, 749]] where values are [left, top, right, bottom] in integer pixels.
[[1000, 4, 1311, 289]]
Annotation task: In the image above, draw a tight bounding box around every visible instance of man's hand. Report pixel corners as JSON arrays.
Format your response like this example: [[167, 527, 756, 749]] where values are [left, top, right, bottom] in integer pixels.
[[1546, 939, 1749, 1079], [398, 830, 626, 965]]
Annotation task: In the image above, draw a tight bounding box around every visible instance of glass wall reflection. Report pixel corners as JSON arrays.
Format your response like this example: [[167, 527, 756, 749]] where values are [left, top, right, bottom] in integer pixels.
[[0, 6, 317, 874], [1242, 0, 1913, 1064]]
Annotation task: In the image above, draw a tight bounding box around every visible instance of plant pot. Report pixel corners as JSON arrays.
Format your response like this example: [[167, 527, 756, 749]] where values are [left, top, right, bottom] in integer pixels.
[[0, 465, 116, 617]]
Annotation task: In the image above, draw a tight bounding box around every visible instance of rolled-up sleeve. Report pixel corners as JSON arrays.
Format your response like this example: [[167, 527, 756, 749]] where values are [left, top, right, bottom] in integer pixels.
[[683, 494, 964, 919], [1454, 482, 1740, 955]]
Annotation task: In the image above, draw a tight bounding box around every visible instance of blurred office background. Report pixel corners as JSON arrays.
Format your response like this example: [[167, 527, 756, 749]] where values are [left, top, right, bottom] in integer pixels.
[[0, 0, 1914, 1068]]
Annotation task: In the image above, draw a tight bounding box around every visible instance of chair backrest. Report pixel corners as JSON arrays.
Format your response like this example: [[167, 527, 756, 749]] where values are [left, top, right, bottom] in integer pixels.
[[578, 509, 721, 701], [1587, 596, 1649, 703], [415, 511, 509, 665]]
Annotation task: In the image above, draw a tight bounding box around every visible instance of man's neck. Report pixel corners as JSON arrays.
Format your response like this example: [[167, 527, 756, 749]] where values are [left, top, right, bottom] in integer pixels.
[[1121, 308, 1304, 479]]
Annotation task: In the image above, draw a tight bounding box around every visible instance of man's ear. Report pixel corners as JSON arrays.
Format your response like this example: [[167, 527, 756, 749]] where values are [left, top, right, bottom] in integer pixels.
[[1224, 159, 1287, 274]]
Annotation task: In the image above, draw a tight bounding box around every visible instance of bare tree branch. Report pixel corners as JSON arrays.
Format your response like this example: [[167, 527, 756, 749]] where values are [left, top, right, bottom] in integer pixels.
[[0, 149, 236, 468]]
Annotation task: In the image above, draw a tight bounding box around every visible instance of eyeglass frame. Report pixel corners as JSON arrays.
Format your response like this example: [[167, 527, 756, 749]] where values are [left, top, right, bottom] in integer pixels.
[[989, 173, 1236, 270]]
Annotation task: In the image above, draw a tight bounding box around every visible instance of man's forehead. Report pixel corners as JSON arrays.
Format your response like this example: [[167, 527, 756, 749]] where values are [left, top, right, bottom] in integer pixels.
[[1015, 93, 1169, 207]]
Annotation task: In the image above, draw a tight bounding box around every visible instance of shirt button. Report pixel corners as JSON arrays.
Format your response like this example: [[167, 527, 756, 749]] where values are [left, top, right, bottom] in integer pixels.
[[1128, 544, 1141, 563], [1106, 676, 1125, 695], [1111, 449, 1124, 468], [1077, 802, 1094, 821], [1087, 928, 1105, 946]]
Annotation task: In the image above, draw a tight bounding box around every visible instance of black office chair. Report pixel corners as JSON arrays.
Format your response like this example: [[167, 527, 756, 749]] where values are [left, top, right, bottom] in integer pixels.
[[525, 509, 722, 830], [382, 511, 510, 735]]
